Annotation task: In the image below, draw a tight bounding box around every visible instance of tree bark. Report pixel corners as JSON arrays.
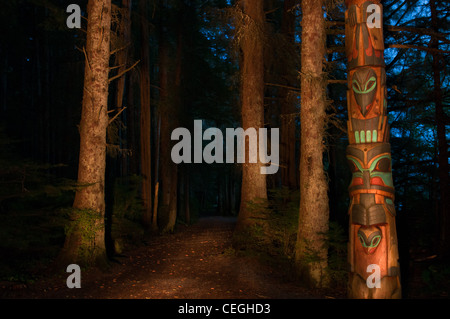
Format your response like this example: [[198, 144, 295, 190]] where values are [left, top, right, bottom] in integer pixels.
[[139, 0, 153, 231], [58, 0, 111, 267], [116, 0, 131, 111], [280, 0, 299, 190], [157, 1, 179, 233], [158, 33, 173, 232], [236, 0, 267, 232], [184, 172, 190, 224], [294, 0, 330, 288], [117, 0, 132, 178]]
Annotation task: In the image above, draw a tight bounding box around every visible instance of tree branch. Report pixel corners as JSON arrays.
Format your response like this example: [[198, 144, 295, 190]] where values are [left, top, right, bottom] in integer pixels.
[[388, 44, 450, 54], [265, 82, 301, 91], [326, 23, 450, 45], [108, 60, 140, 83], [108, 107, 127, 126], [327, 79, 347, 84], [110, 42, 132, 56]]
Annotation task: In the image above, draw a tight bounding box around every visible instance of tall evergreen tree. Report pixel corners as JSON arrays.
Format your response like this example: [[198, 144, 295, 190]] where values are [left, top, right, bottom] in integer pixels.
[[280, 0, 300, 190], [235, 0, 267, 232], [58, 0, 111, 267], [157, 0, 181, 233], [295, 0, 330, 288], [139, 0, 153, 231]]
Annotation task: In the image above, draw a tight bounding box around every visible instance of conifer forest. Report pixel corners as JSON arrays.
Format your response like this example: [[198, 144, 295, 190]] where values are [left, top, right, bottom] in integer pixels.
[[0, 0, 449, 304]]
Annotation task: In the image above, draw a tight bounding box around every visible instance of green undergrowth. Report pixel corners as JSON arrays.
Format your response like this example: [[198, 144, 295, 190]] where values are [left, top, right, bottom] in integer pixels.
[[109, 175, 146, 252], [0, 174, 148, 284]]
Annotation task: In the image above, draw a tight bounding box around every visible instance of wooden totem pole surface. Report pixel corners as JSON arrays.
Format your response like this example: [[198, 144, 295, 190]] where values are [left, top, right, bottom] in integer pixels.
[[345, 0, 401, 298]]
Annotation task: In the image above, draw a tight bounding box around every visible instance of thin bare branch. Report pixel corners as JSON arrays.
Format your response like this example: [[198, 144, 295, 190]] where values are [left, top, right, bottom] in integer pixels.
[[108, 107, 127, 126], [110, 42, 131, 56], [109, 64, 126, 70], [388, 44, 450, 54], [265, 82, 301, 91], [108, 60, 140, 83], [327, 79, 347, 84], [83, 46, 91, 71]]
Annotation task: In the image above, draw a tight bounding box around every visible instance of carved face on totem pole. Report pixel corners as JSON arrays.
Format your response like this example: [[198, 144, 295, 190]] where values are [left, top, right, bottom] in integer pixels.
[[357, 226, 381, 255], [347, 66, 388, 145], [346, 143, 396, 227], [346, 143, 397, 280], [352, 68, 377, 116]]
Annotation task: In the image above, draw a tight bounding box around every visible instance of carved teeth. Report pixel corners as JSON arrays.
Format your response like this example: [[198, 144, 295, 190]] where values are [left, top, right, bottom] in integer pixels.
[[355, 130, 378, 143]]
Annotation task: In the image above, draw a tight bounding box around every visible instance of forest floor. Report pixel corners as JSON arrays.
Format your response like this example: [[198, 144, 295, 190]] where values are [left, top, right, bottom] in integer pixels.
[[1, 217, 339, 299]]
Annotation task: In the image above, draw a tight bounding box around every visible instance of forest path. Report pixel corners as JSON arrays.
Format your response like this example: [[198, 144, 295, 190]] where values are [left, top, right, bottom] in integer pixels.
[[5, 217, 324, 299]]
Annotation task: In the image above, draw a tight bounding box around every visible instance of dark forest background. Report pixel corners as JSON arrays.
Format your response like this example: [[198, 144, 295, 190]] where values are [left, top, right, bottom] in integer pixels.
[[0, 0, 448, 298]]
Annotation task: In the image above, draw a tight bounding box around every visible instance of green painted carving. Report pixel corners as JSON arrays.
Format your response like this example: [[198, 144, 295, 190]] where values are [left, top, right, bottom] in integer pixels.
[[352, 68, 377, 116]]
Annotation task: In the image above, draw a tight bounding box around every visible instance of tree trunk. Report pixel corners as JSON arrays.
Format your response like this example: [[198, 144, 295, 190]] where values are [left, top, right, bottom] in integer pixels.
[[1, 52, 6, 112], [117, 0, 132, 178], [140, 0, 153, 230], [58, 0, 111, 268], [294, 0, 329, 288], [280, 0, 299, 190], [127, 70, 140, 175], [184, 172, 190, 224], [153, 115, 161, 230], [157, 2, 179, 233], [158, 34, 172, 232], [115, 0, 131, 111], [430, 0, 450, 258], [345, 0, 401, 298], [236, 0, 267, 232]]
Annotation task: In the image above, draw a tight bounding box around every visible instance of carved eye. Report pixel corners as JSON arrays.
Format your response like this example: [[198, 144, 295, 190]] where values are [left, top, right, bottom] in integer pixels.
[[352, 81, 362, 93], [366, 79, 376, 92], [358, 234, 365, 245], [348, 160, 360, 173], [370, 235, 381, 248], [375, 158, 391, 172]]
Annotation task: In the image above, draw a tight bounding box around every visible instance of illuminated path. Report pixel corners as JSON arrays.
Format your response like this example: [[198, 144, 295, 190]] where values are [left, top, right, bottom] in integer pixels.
[[8, 217, 324, 299]]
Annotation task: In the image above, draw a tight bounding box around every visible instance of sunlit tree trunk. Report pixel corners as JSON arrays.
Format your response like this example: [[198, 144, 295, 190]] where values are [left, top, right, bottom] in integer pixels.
[[58, 0, 111, 267], [345, 0, 401, 298], [294, 0, 329, 288], [236, 0, 267, 232]]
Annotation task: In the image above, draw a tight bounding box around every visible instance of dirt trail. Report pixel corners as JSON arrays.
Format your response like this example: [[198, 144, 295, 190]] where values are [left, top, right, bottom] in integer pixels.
[[3, 217, 324, 299]]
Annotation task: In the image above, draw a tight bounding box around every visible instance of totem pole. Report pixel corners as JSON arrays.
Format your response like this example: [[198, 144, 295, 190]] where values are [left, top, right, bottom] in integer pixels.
[[344, 0, 401, 298]]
